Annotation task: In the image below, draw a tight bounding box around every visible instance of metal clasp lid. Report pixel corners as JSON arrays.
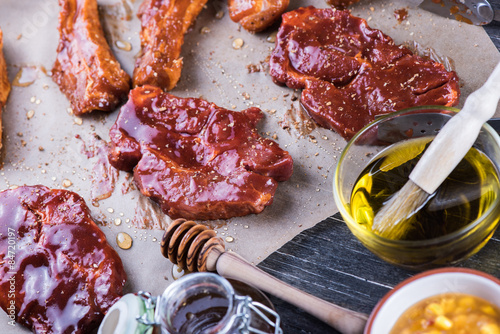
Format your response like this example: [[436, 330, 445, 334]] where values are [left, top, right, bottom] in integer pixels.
[[230, 295, 283, 334], [157, 273, 283, 334], [136, 291, 159, 333], [99, 273, 283, 334]]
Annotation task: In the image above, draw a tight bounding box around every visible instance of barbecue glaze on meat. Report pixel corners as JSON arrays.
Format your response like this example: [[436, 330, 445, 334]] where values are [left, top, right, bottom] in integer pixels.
[[134, 0, 208, 90], [270, 7, 460, 140], [0, 185, 126, 334], [109, 86, 293, 220], [228, 0, 289, 32], [0, 29, 10, 149], [52, 0, 131, 115]]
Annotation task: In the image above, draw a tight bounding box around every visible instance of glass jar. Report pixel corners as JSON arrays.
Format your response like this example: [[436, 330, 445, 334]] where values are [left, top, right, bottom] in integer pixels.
[[98, 273, 282, 334]]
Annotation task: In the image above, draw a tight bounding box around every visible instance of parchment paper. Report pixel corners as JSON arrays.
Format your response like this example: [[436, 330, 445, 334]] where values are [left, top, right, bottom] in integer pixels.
[[0, 0, 499, 332]]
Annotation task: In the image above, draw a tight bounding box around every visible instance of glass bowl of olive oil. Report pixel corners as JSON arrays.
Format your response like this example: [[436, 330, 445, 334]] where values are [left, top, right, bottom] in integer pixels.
[[333, 106, 500, 269]]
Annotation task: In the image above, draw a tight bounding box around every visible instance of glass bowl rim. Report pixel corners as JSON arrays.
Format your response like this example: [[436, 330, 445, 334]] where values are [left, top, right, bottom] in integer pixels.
[[333, 105, 500, 248], [364, 267, 500, 333]]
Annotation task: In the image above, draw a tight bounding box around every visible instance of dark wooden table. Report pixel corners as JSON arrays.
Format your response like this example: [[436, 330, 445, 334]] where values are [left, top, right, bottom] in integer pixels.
[[257, 6, 500, 333]]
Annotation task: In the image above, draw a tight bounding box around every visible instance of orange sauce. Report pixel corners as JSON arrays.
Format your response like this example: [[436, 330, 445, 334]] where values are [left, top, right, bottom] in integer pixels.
[[391, 293, 500, 334]]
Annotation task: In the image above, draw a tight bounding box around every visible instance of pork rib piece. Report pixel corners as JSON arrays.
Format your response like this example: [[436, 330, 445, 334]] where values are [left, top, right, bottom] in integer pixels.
[[228, 0, 289, 32], [0, 28, 10, 150], [0, 185, 127, 334], [270, 7, 460, 140], [133, 0, 208, 90], [52, 0, 131, 116], [109, 86, 293, 220]]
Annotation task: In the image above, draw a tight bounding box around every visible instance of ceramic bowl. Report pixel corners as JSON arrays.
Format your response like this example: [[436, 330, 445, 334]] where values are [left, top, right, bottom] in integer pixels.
[[365, 267, 500, 333], [333, 106, 500, 269]]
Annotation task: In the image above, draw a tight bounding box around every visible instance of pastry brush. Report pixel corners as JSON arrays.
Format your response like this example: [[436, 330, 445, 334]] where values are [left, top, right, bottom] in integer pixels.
[[372, 62, 500, 239]]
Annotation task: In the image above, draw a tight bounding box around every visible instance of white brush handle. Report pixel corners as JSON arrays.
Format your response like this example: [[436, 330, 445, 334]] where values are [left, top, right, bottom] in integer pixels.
[[410, 62, 500, 194]]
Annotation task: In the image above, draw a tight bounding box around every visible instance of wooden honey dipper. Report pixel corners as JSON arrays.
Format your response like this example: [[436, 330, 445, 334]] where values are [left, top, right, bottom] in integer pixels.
[[161, 219, 368, 334]]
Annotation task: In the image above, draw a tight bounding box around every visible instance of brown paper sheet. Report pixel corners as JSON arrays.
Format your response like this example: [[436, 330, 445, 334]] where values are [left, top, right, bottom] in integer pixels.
[[0, 0, 499, 332]]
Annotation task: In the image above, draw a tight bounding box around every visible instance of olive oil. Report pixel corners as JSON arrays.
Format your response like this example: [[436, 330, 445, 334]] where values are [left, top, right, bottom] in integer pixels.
[[350, 137, 500, 241]]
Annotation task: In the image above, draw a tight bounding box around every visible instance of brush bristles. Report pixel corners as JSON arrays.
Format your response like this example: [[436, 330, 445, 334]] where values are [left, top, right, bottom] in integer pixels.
[[372, 181, 430, 239]]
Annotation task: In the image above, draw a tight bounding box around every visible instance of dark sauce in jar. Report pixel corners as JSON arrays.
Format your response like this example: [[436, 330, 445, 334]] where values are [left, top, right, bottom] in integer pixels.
[[172, 290, 229, 333], [169, 279, 277, 334]]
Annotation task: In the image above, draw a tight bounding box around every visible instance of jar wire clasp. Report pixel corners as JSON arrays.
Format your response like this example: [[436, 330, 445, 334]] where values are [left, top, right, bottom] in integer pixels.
[[136, 291, 159, 333], [232, 295, 283, 334]]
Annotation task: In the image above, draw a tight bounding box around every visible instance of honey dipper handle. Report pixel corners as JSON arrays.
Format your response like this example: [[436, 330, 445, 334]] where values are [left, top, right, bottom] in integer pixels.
[[212, 250, 368, 334]]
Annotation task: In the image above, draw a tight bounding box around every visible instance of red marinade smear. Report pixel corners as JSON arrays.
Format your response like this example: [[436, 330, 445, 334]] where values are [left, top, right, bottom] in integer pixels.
[[77, 134, 119, 204], [0, 185, 126, 334], [108, 86, 293, 220], [394, 8, 409, 23], [269, 7, 460, 140]]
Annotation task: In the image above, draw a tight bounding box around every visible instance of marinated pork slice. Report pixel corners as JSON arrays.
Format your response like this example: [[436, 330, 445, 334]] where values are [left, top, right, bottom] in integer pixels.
[[269, 7, 460, 140], [0, 28, 10, 149], [0, 185, 127, 334], [109, 86, 293, 220], [228, 0, 289, 32], [133, 0, 208, 90], [52, 0, 131, 116]]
